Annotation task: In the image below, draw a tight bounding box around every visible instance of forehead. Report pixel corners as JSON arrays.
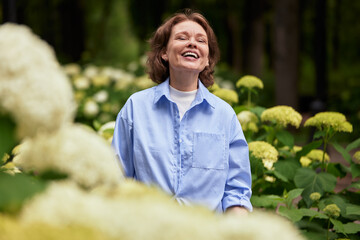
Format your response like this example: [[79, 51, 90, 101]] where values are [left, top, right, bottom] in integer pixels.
[[171, 20, 207, 37]]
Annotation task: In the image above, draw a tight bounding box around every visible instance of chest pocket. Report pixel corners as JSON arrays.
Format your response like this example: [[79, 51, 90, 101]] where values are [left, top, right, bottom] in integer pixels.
[[192, 132, 226, 170]]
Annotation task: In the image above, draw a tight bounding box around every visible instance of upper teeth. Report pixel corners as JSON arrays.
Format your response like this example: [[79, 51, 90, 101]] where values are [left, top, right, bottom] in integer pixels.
[[183, 52, 198, 58]]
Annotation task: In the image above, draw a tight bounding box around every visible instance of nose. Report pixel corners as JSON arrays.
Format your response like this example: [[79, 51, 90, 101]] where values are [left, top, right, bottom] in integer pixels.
[[187, 38, 197, 48]]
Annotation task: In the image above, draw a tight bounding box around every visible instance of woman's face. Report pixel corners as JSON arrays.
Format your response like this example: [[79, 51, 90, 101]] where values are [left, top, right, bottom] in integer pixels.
[[162, 20, 209, 75]]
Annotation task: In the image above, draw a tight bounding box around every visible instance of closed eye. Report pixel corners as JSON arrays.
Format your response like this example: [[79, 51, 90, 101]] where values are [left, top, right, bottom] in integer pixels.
[[197, 38, 207, 43]]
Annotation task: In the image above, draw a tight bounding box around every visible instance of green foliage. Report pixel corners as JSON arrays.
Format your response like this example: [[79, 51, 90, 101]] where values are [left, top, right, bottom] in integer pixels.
[[0, 114, 17, 160], [294, 168, 337, 207], [0, 172, 47, 214]]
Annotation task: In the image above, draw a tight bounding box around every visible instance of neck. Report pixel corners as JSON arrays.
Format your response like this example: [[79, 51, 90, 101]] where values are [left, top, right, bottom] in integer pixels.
[[169, 69, 199, 91]]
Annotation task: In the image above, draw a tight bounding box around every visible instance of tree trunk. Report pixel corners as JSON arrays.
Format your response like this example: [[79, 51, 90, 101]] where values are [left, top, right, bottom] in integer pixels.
[[274, 0, 300, 109], [2, 0, 17, 23], [314, 0, 328, 107], [227, 12, 242, 72], [243, 0, 265, 77], [331, 0, 340, 70]]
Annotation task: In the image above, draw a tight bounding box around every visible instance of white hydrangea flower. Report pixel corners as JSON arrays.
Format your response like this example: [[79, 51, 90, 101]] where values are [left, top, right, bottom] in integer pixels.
[[83, 65, 98, 78], [84, 100, 99, 117], [73, 76, 90, 90], [0, 23, 76, 138], [14, 124, 123, 188], [20, 180, 305, 240], [63, 63, 81, 76], [93, 90, 109, 103]]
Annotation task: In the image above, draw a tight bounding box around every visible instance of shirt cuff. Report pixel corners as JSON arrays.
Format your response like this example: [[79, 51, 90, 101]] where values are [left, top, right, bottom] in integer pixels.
[[222, 195, 253, 212]]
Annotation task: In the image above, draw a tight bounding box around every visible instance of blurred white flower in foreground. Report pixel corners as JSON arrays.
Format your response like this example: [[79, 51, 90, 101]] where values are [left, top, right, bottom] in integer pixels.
[[0, 23, 76, 138], [20, 180, 305, 240], [14, 124, 123, 188]]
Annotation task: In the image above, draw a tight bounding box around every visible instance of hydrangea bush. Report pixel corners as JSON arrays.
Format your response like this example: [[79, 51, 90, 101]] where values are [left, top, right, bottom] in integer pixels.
[[230, 74, 360, 240]]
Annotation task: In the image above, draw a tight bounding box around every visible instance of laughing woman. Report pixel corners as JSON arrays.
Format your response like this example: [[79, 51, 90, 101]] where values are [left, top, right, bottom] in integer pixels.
[[112, 9, 252, 215]]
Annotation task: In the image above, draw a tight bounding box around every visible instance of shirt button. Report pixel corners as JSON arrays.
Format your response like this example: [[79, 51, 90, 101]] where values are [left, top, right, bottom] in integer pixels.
[[179, 139, 183, 143]]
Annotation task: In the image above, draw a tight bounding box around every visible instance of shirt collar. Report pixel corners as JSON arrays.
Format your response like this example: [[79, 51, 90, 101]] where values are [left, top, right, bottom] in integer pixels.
[[153, 78, 215, 109]]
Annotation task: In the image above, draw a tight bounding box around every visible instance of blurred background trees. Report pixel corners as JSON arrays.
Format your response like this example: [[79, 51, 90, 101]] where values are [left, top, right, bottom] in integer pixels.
[[2, 0, 360, 137]]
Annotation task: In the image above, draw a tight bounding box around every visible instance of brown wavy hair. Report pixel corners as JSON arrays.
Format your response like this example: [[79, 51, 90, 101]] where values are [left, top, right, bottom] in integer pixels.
[[147, 9, 220, 88]]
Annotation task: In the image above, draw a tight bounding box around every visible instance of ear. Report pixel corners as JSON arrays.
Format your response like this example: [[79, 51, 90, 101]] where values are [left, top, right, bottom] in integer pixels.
[[161, 53, 168, 61], [206, 59, 209, 67]]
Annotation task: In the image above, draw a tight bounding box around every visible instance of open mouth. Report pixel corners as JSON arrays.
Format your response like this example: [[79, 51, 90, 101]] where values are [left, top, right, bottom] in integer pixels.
[[182, 52, 199, 59]]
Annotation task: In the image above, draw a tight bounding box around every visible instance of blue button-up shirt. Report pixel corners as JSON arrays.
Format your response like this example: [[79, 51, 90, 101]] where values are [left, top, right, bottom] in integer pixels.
[[112, 79, 252, 212]]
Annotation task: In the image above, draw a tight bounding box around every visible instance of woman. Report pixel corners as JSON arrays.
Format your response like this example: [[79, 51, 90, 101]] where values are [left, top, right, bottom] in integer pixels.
[[112, 9, 252, 215]]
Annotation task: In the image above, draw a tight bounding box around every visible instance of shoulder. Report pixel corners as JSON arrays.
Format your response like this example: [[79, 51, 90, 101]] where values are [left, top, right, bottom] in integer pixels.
[[119, 86, 156, 117], [127, 86, 156, 103], [206, 91, 236, 117]]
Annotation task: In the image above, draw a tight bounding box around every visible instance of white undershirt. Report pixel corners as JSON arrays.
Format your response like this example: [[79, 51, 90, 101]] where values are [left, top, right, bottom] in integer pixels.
[[169, 85, 197, 120]]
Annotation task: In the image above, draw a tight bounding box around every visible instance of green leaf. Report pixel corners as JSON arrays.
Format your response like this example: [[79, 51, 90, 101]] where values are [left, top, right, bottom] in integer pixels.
[[346, 204, 360, 216], [299, 208, 328, 219], [276, 130, 294, 148], [278, 205, 303, 222], [0, 172, 47, 214], [233, 105, 248, 114], [274, 160, 300, 181], [273, 170, 288, 182], [296, 140, 323, 160], [351, 162, 360, 178], [313, 130, 326, 140], [331, 142, 353, 164], [250, 155, 264, 176], [331, 218, 346, 235], [343, 222, 360, 234], [326, 163, 347, 178], [250, 195, 283, 208], [250, 106, 266, 118], [0, 114, 17, 159], [38, 170, 68, 181], [285, 188, 304, 208], [348, 182, 360, 190], [346, 137, 360, 152], [294, 168, 337, 207], [92, 120, 102, 130]]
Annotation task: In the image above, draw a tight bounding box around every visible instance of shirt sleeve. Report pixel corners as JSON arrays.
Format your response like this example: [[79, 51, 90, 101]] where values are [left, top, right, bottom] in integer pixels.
[[222, 114, 253, 212], [111, 107, 135, 178]]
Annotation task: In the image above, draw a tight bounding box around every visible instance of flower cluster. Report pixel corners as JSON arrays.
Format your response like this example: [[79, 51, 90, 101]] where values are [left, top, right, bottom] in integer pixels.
[[309, 192, 321, 201], [17, 180, 305, 240], [236, 75, 264, 89], [212, 88, 239, 105], [0, 23, 76, 138], [14, 124, 123, 188], [237, 111, 259, 132], [261, 106, 302, 128], [299, 157, 312, 167], [323, 204, 341, 218], [299, 149, 330, 167], [306, 149, 330, 162], [354, 151, 360, 162], [0, 213, 105, 240], [304, 112, 353, 133], [248, 141, 279, 170], [64, 63, 155, 124]]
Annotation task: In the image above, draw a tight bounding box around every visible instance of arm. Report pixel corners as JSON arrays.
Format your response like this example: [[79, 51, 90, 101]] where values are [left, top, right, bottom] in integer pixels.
[[111, 110, 135, 178], [222, 114, 253, 213]]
